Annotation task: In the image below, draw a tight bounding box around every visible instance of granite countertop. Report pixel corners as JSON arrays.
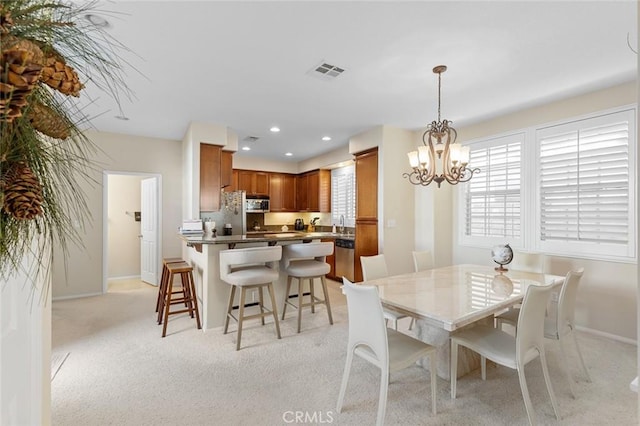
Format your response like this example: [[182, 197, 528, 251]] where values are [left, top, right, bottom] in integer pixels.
[[179, 231, 354, 245]]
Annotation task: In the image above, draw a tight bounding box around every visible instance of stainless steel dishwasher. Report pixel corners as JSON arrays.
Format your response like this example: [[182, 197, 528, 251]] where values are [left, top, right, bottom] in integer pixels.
[[334, 238, 354, 281]]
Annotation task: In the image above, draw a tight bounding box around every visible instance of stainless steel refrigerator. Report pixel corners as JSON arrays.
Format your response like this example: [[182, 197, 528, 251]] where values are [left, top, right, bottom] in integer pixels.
[[200, 190, 246, 236]]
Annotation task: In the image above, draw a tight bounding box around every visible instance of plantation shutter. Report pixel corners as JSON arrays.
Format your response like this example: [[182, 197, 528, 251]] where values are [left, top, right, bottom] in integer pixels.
[[464, 136, 522, 239], [331, 165, 355, 228], [537, 109, 634, 257]]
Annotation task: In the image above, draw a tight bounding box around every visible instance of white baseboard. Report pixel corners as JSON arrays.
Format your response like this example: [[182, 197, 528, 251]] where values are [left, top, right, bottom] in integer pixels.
[[575, 325, 637, 346], [108, 275, 141, 281], [52, 291, 103, 302]]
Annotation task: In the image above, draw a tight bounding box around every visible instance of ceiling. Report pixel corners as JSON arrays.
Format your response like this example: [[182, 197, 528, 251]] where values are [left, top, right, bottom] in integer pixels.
[[78, 1, 638, 162]]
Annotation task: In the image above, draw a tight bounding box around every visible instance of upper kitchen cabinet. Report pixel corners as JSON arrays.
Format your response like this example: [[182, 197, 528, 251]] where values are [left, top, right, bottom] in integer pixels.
[[237, 170, 270, 196], [297, 169, 331, 212], [269, 173, 297, 212], [200, 144, 233, 212]]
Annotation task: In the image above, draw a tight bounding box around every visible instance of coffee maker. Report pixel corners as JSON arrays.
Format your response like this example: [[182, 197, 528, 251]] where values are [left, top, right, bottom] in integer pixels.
[[294, 218, 305, 231]]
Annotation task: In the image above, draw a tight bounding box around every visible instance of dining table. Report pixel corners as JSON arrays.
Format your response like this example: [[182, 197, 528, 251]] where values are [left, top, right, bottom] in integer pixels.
[[364, 264, 565, 380]]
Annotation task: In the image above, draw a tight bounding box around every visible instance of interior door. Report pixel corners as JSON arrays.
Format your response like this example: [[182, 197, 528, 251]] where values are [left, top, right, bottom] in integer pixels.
[[141, 177, 158, 285]]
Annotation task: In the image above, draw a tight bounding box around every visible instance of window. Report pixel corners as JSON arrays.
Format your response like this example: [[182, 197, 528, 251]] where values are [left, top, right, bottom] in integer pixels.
[[461, 133, 524, 248], [331, 165, 355, 228], [459, 106, 636, 262], [536, 109, 635, 259]]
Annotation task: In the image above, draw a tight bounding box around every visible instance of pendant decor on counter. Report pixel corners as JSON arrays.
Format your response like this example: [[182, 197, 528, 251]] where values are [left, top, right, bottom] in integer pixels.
[[0, 1, 133, 295], [491, 244, 514, 272]]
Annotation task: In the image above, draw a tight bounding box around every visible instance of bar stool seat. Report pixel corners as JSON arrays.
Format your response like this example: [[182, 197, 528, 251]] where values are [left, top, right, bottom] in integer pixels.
[[220, 245, 282, 351], [281, 242, 334, 333], [156, 257, 186, 317], [161, 261, 201, 337]]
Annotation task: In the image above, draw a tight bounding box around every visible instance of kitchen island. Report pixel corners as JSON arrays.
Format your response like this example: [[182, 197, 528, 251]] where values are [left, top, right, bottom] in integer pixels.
[[180, 231, 344, 330]]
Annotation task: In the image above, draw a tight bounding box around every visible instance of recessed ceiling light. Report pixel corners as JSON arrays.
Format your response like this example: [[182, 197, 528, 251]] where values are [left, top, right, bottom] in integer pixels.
[[84, 14, 110, 28], [322, 136, 331, 141], [242, 146, 251, 151], [285, 152, 293, 157], [115, 115, 129, 121], [270, 126, 280, 133]]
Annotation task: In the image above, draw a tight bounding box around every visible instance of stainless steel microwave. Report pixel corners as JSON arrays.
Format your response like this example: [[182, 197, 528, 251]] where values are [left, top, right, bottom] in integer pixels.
[[246, 197, 270, 213]]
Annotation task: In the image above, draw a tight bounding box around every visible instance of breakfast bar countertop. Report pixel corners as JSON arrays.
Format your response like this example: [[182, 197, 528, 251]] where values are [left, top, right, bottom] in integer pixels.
[[179, 231, 353, 246]]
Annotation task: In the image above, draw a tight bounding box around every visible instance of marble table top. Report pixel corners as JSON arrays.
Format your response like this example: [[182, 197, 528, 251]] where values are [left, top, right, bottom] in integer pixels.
[[366, 264, 564, 332]]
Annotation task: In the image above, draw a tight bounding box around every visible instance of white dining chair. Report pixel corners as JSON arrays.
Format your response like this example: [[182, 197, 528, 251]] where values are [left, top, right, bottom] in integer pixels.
[[495, 268, 589, 398], [360, 254, 413, 331], [451, 283, 560, 426], [412, 250, 433, 272], [494, 251, 546, 327], [336, 278, 437, 425]]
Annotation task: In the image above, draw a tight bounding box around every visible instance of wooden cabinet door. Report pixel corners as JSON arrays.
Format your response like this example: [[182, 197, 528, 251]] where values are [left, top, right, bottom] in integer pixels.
[[296, 174, 308, 211], [200, 144, 222, 212], [237, 170, 254, 194], [226, 169, 239, 193], [281, 174, 297, 211], [307, 171, 320, 211], [254, 172, 270, 196], [318, 169, 331, 213], [220, 151, 233, 189], [356, 149, 378, 220], [354, 148, 379, 282], [269, 173, 284, 211]]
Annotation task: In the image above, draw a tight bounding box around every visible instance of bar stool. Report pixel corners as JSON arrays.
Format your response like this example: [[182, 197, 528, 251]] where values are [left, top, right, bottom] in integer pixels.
[[156, 257, 185, 319], [281, 242, 334, 333], [220, 245, 282, 351], [161, 261, 201, 337]]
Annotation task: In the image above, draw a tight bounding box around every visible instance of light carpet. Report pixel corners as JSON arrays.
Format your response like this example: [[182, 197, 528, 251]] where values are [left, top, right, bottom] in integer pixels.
[[52, 280, 637, 425]]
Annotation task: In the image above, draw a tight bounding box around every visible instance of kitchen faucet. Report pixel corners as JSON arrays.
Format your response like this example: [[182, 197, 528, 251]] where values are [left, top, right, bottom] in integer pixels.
[[340, 215, 345, 234]]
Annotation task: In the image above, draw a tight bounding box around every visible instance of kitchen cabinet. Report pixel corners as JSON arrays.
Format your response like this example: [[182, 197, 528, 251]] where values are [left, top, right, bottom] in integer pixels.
[[297, 170, 331, 212], [237, 170, 270, 196], [269, 173, 297, 212], [226, 169, 239, 193], [200, 143, 232, 212], [354, 148, 378, 282], [220, 151, 233, 189]]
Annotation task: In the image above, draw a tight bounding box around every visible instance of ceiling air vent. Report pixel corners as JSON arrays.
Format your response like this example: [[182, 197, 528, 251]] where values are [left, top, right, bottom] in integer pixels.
[[307, 60, 346, 81], [243, 136, 259, 142]]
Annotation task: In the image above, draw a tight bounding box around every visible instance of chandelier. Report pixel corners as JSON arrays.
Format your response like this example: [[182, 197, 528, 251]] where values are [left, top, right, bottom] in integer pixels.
[[404, 65, 479, 188]]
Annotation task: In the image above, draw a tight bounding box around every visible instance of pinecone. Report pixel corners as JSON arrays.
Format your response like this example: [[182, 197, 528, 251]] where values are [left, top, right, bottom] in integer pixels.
[[41, 55, 83, 97], [2, 161, 43, 220], [0, 5, 13, 34], [28, 101, 70, 139], [0, 44, 43, 122]]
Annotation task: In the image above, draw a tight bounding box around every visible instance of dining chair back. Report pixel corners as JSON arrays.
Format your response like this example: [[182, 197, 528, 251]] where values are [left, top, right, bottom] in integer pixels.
[[412, 250, 433, 272], [360, 254, 389, 281], [546, 268, 590, 395], [451, 283, 560, 425], [360, 254, 411, 330], [336, 278, 437, 425]]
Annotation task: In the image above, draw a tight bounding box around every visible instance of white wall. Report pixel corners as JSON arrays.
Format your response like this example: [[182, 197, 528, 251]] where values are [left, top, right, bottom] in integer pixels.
[[107, 175, 143, 279], [448, 81, 637, 342], [52, 131, 182, 299]]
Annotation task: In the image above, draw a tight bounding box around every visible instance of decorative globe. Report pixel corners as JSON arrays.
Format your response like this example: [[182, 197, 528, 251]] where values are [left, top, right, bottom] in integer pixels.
[[491, 244, 513, 272]]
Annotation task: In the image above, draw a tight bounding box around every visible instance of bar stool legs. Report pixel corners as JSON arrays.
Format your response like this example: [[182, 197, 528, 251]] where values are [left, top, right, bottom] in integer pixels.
[[224, 282, 281, 351], [282, 275, 333, 333], [161, 261, 201, 337]]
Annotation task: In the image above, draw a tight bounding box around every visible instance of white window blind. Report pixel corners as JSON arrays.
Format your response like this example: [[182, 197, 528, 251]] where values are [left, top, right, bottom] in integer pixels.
[[537, 110, 634, 258], [463, 135, 523, 243], [331, 165, 355, 228]]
